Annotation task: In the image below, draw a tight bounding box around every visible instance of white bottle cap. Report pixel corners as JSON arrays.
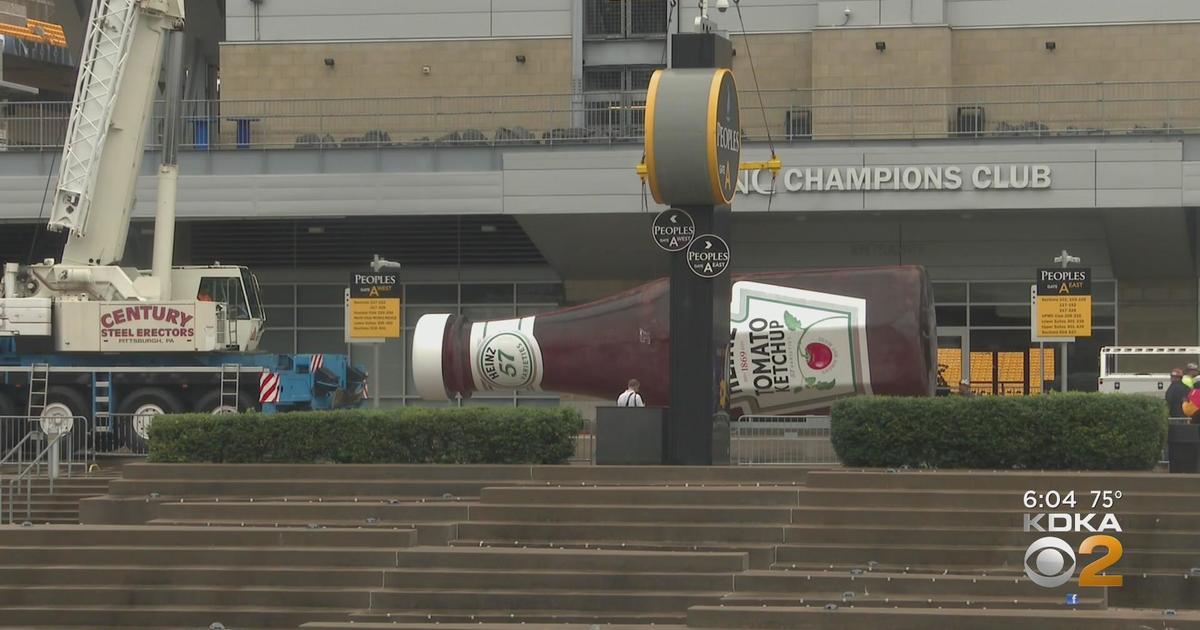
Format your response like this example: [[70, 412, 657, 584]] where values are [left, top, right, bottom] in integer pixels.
[[412, 313, 451, 401]]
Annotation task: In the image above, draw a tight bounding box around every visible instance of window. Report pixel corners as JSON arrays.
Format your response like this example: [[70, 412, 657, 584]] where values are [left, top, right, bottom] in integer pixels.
[[585, 0, 667, 39], [197, 276, 250, 319], [583, 65, 662, 138]]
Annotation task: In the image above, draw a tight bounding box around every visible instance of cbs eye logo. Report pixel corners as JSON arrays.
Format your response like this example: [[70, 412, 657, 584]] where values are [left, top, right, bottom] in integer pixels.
[[1024, 535, 1123, 588]]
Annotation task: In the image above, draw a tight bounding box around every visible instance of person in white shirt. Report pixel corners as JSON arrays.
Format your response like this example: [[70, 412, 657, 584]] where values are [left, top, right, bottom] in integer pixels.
[[616, 379, 645, 407]]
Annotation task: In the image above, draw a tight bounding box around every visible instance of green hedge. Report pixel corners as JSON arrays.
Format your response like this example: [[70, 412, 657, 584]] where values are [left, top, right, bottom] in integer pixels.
[[830, 393, 1167, 470], [147, 407, 584, 464]]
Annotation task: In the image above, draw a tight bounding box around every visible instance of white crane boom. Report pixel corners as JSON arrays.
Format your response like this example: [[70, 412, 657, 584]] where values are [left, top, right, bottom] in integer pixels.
[[47, 0, 184, 267]]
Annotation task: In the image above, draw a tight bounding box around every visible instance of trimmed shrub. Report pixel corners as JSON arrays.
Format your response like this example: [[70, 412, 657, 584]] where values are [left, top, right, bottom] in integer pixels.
[[830, 393, 1167, 470], [148, 407, 584, 464]]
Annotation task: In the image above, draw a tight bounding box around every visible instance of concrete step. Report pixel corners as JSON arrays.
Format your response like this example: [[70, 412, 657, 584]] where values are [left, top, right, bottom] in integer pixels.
[[717, 592, 1106, 610], [120, 463, 816, 484], [808, 470, 1200, 494], [0, 605, 348, 628], [0, 565, 386, 588], [783, 524, 1200, 550], [367, 588, 724, 613], [687, 606, 1200, 630], [789, 488, 1200, 512], [392, 546, 748, 573], [479, 486, 805, 506], [347, 610, 686, 625], [145, 520, 459, 546], [774, 542, 1200, 572], [469, 504, 794, 524], [787, 506, 1200, 531], [732, 570, 1089, 599], [0, 525, 417, 548], [304, 619, 691, 624], [449, 539, 775, 569], [0, 585, 370, 608], [456, 521, 789, 544], [381, 568, 735, 591], [153, 500, 472, 522], [0, 546, 409, 567], [108, 479, 505, 498]]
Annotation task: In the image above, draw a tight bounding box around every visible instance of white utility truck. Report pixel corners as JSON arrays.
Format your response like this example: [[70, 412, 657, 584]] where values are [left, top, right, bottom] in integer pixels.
[[0, 0, 366, 450]]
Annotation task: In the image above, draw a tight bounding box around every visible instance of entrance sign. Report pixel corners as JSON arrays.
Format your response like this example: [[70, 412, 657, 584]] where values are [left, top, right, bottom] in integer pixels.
[[346, 272, 400, 342], [652, 208, 696, 252], [1034, 268, 1091, 339], [687, 234, 730, 278], [644, 68, 740, 206]]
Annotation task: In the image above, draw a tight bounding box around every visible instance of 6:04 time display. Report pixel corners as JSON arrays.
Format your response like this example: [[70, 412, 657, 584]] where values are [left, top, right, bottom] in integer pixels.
[[1023, 490, 1077, 509]]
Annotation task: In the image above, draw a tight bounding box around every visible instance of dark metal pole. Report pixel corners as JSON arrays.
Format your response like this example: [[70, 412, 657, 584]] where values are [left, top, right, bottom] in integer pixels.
[[664, 32, 733, 465]]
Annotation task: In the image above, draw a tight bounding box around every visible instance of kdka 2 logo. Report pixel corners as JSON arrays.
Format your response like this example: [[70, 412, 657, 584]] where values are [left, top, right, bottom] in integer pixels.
[[1022, 490, 1124, 589]]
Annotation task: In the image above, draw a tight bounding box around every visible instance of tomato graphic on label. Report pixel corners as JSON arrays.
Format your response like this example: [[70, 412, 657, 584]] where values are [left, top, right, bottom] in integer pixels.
[[805, 342, 833, 370]]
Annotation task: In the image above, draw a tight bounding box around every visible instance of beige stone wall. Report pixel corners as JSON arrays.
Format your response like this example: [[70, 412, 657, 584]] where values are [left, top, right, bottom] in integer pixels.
[[218, 39, 573, 147], [811, 27, 952, 139], [1117, 278, 1198, 374], [730, 33, 812, 141], [953, 24, 1200, 134]]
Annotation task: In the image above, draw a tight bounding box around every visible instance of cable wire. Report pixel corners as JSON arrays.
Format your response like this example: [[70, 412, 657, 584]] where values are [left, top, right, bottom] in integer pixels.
[[732, 0, 779, 211], [26, 151, 59, 264]]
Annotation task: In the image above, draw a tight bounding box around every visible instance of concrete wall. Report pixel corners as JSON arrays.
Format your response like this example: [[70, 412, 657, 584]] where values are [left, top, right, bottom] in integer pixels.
[[225, 0, 572, 42], [810, 26, 951, 137], [218, 39, 573, 145]]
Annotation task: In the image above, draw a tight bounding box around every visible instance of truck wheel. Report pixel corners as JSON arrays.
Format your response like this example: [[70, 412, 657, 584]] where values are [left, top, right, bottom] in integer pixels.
[[193, 389, 257, 414], [42, 386, 89, 453], [118, 388, 183, 451]]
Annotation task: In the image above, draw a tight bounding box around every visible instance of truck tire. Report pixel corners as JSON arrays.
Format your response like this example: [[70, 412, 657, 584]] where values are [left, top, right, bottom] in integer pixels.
[[42, 386, 90, 453], [193, 388, 258, 414], [118, 387, 183, 452]]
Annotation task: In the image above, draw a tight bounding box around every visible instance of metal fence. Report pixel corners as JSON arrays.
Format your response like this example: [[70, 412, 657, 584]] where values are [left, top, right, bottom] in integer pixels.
[[0, 415, 92, 523], [4, 81, 1200, 151], [730, 416, 840, 466]]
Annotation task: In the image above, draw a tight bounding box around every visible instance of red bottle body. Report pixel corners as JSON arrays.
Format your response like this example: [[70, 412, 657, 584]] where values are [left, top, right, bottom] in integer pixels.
[[412, 265, 936, 416]]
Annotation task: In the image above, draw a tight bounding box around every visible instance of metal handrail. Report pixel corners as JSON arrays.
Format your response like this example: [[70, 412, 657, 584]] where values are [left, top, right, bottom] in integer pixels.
[[4, 80, 1200, 150], [3, 430, 67, 524]]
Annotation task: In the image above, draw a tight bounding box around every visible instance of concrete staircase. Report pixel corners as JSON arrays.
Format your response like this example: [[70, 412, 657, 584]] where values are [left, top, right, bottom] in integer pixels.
[[4, 463, 1191, 629], [0, 466, 115, 524]]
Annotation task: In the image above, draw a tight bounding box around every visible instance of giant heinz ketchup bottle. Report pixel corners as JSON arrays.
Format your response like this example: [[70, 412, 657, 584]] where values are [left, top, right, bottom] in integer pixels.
[[412, 265, 936, 416]]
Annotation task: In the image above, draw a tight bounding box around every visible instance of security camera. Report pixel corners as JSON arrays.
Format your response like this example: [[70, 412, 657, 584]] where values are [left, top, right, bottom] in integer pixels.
[[716, 0, 730, 12]]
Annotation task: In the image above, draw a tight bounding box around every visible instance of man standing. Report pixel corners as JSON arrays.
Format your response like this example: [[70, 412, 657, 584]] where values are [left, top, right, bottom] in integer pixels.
[[957, 379, 977, 397], [1166, 368, 1189, 419], [617, 379, 645, 407], [1185, 363, 1200, 389]]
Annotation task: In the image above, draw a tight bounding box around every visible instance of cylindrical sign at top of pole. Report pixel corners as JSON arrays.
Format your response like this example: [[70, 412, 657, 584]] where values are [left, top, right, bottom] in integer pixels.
[[644, 68, 741, 207]]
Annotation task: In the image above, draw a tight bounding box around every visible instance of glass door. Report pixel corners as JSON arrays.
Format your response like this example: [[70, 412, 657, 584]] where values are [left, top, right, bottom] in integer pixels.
[[936, 326, 969, 395]]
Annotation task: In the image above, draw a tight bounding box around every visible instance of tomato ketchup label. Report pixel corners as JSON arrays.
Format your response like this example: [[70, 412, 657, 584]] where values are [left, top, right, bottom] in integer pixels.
[[728, 281, 871, 416], [469, 316, 544, 392]]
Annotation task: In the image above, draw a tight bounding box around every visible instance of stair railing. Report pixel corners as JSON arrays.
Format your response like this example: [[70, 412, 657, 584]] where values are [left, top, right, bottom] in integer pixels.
[[2, 428, 71, 524]]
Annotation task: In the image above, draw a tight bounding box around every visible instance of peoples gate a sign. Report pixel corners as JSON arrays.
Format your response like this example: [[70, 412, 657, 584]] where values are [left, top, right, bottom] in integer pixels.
[[1035, 268, 1092, 338], [346, 272, 400, 341]]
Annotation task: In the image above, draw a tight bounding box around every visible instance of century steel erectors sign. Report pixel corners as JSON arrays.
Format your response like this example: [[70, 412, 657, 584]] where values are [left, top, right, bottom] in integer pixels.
[[645, 68, 741, 206], [737, 164, 1052, 194], [347, 272, 400, 341], [1035, 268, 1092, 339], [99, 303, 195, 350]]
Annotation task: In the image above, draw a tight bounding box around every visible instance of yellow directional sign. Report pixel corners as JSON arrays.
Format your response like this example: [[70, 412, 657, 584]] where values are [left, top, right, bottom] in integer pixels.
[[1036, 295, 1091, 338], [1034, 267, 1092, 338], [346, 272, 401, 341]]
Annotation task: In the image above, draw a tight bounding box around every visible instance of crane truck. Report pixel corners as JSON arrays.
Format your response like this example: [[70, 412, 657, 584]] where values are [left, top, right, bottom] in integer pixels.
[[0, 0, 367, 451]]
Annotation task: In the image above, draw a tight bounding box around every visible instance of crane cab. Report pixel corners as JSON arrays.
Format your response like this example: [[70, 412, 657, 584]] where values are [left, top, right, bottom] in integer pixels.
[[168, 265, 265, 352]]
